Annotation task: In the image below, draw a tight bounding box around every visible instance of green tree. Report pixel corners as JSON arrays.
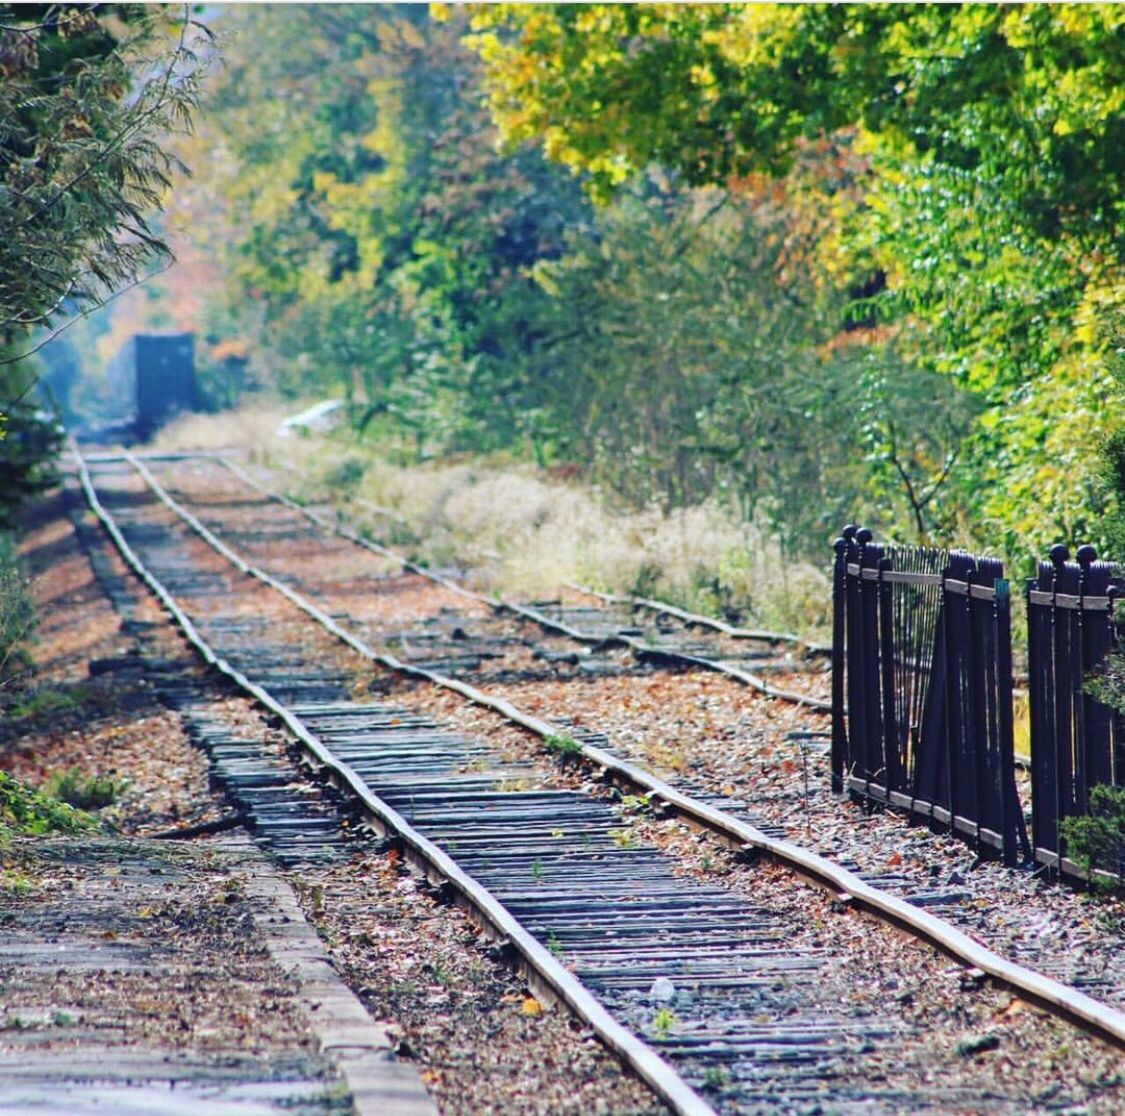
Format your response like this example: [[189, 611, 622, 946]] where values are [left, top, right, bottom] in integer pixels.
[[462, 3, 1125, 556], [0, 2, 206, 521], [183, 4, 588, 460], [1, 3, 206, 354]]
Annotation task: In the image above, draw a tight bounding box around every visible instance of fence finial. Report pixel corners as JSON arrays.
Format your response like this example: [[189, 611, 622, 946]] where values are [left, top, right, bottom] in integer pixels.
[[842, 523, 857, 540], [856, 526, 873, 545], [1076, 544, 1098, 567], [1049, 544, 1070, 567], [833, 537, 848, 555]]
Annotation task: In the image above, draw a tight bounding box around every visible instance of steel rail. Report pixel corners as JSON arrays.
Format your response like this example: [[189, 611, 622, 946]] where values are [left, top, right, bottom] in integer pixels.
[[567, 581, 829, 654], [78, 450, 239, 463], [101, 449, 1125, 1052], [74, 449, 716, 1116], [198, 454, 830, 712]]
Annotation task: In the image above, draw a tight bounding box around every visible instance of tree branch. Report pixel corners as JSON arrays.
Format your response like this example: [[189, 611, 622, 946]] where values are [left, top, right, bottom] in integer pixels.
[[0, 256, 173, 370], [17, 7, 195, 232], [916, 446, 961, 512], [4, 277, 77, 328]]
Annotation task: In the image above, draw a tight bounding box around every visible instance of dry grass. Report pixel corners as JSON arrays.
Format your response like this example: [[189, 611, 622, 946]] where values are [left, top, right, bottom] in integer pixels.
[[148, 403, 294, 454], [154, 406, 832, 640]]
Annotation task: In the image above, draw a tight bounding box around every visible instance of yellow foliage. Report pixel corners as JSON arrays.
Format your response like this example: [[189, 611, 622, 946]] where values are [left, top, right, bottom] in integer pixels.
[[704, 4, 804, 69]]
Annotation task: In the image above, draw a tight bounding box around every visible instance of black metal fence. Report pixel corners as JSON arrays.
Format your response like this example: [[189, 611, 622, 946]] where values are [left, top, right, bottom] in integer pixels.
[[832, 525, 1029, 863], [1026, 546, 1124, 878]]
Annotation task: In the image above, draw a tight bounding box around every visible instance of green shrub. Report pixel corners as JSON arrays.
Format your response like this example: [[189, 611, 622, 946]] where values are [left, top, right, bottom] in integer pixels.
[[544, 733, 583, 759], [323, 454, 366, 494], [0, 393, 63, 531], [10, 686, 87, 719], [1059, 784, 1125, 884], [1085, 650, 1125, 717], [44, 769, 126, 811], [0, 772, 96, 836]]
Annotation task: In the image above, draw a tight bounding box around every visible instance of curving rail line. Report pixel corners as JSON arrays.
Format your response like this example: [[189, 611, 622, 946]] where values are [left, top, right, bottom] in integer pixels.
[[77, 448, 1125, 1059], [74, 446, 715, 1116], [209, 454, 832, 712]]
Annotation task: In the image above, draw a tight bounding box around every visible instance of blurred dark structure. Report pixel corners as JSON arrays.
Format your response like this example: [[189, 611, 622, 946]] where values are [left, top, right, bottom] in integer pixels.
[[106, 332, 196, 438]]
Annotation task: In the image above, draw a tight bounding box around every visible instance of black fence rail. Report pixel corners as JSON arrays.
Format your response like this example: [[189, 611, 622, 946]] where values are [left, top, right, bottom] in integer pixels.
[[832, 525, 1029, 863], [1027, 545, 1125, 880]]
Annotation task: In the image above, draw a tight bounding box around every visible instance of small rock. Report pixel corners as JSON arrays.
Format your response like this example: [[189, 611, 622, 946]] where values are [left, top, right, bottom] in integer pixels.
[[955, 1032, 1000, 1057], [649, 976, 676, 1003]]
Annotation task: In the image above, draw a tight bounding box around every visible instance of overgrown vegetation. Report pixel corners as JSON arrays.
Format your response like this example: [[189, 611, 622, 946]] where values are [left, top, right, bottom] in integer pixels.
[[1059, 785, 1125, 885], [544, 734, 583, 760], [1089, 312, 1125, 719], [0, 771, 96, 838], [465, 3, 1125, 558], [221, 426, 831, 637], [1086, 653, 1125, 718], [8, 685, 89, 720], [0, 3, 206, 523], [123, 3, 1123, 572], [44, 768, 126, 811], [0, 535, 33, 686]]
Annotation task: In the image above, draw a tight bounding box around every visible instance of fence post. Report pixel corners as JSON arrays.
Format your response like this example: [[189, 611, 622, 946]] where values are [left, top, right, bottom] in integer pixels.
[[1111, 589, 1120, 787], [1110, 585, 1121, 789], [878, 555, 899, 794], [1050, 544, 1071, 870], [857, 529, 882, 801], [1089, 575, 1118, 788], [831, 532, 850, 794], [1074, 545, 1095, 817], [844, 525, 864, 797], [1027, 573, 1045, 857], [994, 575, 1019, 862], [941, 560, 959, 836], [964, 559, 985, 854]]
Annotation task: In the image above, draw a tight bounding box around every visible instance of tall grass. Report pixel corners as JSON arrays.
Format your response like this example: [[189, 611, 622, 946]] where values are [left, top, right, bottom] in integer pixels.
[[149, 404, 293, 453], [0, 534, 34, 689]]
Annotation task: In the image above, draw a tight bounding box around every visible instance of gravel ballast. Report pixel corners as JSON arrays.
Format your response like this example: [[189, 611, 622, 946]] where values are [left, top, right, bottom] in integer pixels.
[[96, 453, 1125, 1110]]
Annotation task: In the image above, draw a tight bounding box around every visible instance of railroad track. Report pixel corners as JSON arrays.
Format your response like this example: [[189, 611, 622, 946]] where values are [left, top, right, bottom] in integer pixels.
[[82, 449, 830, 712], [73, 448, 1125, 1113]]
